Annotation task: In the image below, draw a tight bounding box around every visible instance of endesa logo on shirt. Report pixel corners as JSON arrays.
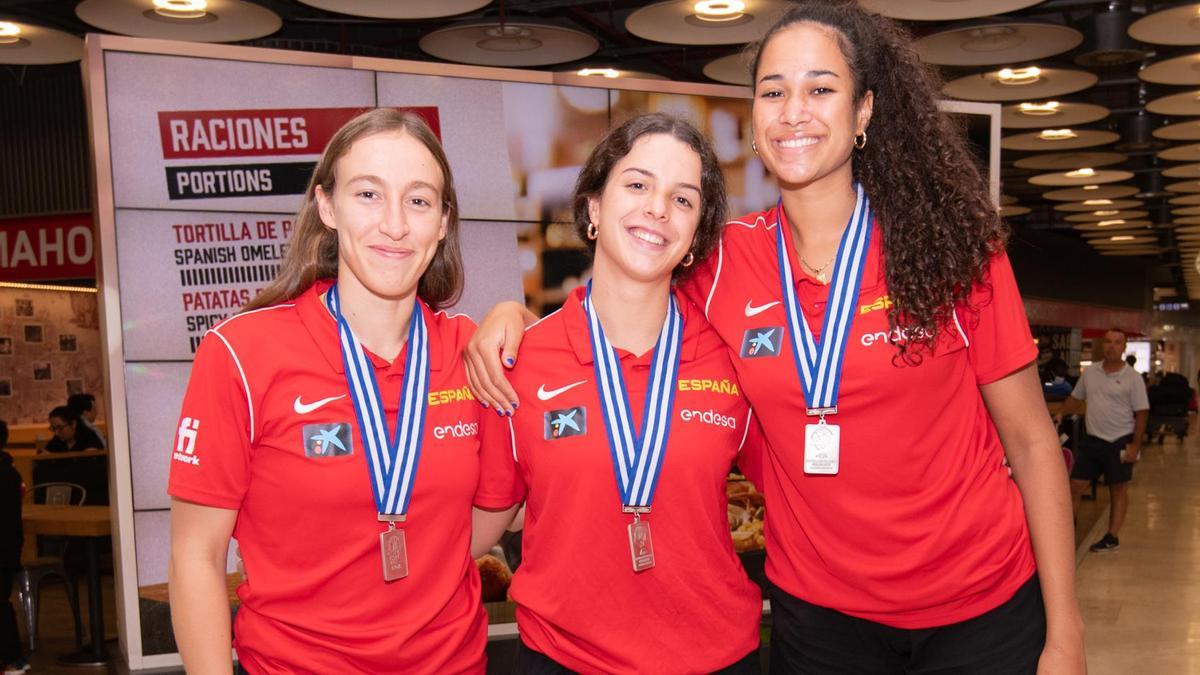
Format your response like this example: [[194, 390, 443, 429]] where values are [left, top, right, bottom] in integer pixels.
[[679, 408, 738, 430], [433, 420, 479, 440], [157, 107, 440, 200], [544, 406, 586, 440], [172, 417, 201, 466]]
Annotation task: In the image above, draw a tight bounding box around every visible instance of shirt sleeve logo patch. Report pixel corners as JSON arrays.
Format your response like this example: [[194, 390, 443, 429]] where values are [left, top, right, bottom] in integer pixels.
[[303, 423, 354, 458], [544, 406, 586, 440], [740, 327, 784, 358], [172, 417, 201, 466]]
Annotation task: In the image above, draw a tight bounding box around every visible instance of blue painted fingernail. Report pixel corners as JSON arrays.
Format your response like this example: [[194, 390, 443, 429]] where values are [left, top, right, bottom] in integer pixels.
[[495, 409, 505, 418], [505, 357, 515, 366], [511, 402, 519, 410], [480, 401, 490, 408]]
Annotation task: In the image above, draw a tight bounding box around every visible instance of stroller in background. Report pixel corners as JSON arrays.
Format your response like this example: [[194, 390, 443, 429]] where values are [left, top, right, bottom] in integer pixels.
[[1146, 373, 1193, 444]]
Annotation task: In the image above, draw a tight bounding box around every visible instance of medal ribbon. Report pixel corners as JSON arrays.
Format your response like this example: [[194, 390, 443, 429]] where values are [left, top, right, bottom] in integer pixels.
[[583, 282, 683, 508], [325, 282, 430, 516], [775, 184, 873, 411]]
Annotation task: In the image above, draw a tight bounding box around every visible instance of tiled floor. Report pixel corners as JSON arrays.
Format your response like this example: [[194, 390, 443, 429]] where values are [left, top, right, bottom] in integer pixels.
[[9, 433, 1200, 673], [1076, 433, 1200, 674]]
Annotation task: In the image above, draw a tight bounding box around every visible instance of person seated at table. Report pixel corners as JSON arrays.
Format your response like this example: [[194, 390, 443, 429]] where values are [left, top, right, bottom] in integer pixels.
[[39, 407, 107, 505], [0, 420, 29, 675], [67, 393, 107, 450], [43, 406, 103, 455]]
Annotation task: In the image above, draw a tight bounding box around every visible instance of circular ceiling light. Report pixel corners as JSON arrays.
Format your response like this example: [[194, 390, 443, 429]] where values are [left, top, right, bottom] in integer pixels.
[[857, 0, 1042, 21], [625, 1, 787, 46], [153, 0, 207, 19], [0, 21, 20, 44], [703, 53, 750, 85], [914, 22, 1083, 67], [1029, 169, 1133, 187], [1147, 90, 1200, 116], [1139, 52, 1200, 86], [0, 21, 83, 63], [1013, 151, 1126, 171], [1043, 184, 1139, 201], [1054, 199, 1143, 212], [943, 66, 1096, 102], [294, 0, 490, 19], [1165, 163, 1200, 179], [420, 21, 598, 67], [578, 67, 618, 78], [1159, 143, 1200, 162], [1128, 3, 1200, 46], [1002, 129, 1119, 152], [76, 0, 281, 42], [1065, 210, 1149, 222], [999, 204, 1031, 218], [1002, 101, 1109, 129], [693, 0, 746, 22], [1153, 119, 1200, 141]]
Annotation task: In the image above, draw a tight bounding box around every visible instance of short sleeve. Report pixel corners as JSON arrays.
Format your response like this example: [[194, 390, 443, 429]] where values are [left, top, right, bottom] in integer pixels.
[[962, 252, 1038, 385], [1131, 378, 1149, 412], [735, 408, 767, 490], [1071, 372, 1088, 401], [475, 409, 525, 508], [167, 330, 254, 510]]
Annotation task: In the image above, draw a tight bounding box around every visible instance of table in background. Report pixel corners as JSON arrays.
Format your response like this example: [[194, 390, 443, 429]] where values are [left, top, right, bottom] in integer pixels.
[[22, 504, 113, 667]]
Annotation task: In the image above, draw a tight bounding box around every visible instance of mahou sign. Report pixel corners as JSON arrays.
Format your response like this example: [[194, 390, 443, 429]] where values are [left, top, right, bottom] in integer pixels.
[[0, 213, 95, 282]]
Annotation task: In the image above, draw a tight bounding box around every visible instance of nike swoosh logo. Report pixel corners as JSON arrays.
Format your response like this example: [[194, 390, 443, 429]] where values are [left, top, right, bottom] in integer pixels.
[[537, 380, 588, 401], [745, 300, 781, 317], [293, 394, 346, 415]]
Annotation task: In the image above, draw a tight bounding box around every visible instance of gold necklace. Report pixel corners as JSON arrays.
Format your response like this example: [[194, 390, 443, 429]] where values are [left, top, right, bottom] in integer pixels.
[[800, 255, 836, 284]]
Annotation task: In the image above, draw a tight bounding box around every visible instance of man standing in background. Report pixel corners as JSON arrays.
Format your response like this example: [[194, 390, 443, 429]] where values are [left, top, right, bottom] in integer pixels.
[[1059, 328, 1150, 552]]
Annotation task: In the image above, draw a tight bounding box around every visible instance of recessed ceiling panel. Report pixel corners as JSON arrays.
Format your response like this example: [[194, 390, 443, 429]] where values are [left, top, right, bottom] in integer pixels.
[[1001, 101, 1109, 129], [1001, 129, 1119, 151], [75, 0, 281, 42], [943, 67, 1097, 102], [625, 1, 788, 46]]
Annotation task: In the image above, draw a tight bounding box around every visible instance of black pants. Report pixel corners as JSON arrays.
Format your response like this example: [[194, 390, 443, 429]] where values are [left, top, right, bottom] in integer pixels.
[[0, 566, 21, 663], [768, 576, 1046, 674], [515, 639, 760, 674]]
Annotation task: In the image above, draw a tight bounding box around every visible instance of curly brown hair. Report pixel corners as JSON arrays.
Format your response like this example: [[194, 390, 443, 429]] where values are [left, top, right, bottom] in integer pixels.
[[572, 112, 728, 282], [749, 0, 1007, 361]]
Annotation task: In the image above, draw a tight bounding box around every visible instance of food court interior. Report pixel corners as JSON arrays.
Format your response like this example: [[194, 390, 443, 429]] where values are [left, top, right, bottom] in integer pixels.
[[3, 0, 1200, 673]]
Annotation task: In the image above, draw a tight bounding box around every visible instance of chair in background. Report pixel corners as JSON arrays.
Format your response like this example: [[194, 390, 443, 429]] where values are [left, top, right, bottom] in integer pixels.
[[16, 482, 85, 651]]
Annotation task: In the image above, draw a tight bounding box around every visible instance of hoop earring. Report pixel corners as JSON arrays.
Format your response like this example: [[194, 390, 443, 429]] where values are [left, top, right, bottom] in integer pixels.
[[681, 251, 694, 268], [854, 132, 867, 150], [586, 222, 598, 240], [751, 139, 759, 156]]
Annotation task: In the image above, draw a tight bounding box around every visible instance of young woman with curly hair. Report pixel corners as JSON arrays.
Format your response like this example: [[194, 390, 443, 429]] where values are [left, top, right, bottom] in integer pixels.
[[466, 2, 1084, 672]]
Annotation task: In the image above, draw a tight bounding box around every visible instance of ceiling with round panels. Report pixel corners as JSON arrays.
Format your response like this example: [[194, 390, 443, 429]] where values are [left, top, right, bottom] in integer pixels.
[[6, 0, 1200, 299]]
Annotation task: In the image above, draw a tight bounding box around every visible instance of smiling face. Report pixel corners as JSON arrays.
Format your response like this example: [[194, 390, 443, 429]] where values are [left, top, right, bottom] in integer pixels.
[[316, 130, 448, 303], [752, 22, 873, 192], [587, 133, 703, 285]]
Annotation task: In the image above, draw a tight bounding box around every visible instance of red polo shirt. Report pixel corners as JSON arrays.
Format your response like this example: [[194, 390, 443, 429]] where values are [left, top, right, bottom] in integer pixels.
[[169, 281, 506, 673], [680, 205, 1038, 629], [480, 287, 763, 673]]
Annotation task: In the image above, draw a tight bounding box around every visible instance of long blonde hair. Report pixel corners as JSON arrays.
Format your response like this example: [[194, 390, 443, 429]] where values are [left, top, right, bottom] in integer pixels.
[[242, 108, 464, 312]]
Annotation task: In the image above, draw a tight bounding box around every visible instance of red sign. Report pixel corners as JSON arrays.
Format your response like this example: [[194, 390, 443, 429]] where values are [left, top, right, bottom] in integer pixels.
[[0, 213, 96, 282], [158, 107, 442, 160]]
